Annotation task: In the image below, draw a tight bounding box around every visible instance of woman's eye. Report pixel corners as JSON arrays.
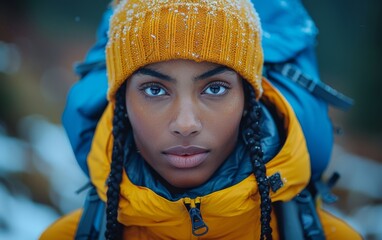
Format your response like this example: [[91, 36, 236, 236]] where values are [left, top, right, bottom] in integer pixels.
[[203, 83, 230, 95], [142, 84, 167, 96], [145, 86, 165, 96]]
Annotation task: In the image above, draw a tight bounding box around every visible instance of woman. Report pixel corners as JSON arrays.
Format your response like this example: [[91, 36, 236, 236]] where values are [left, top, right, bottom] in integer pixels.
[[41, 0, 361, 239]]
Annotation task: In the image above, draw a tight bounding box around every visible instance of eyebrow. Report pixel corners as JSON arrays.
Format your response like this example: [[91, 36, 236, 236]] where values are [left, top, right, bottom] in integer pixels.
[[136, 65, 233, 82], [195, 66, 233, 81], [136, 68, 175, 81]]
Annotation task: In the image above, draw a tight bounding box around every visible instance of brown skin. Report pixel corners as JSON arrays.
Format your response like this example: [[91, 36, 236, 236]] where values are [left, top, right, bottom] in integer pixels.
[[125, 59, 245, 188]]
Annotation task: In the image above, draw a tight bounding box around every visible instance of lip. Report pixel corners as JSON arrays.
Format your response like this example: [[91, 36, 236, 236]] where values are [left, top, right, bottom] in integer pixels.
[[162, 146, 209, 169]]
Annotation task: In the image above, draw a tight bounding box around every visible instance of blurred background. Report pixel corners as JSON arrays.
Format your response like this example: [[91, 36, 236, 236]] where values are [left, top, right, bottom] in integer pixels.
[[0, 0, 381, 239]]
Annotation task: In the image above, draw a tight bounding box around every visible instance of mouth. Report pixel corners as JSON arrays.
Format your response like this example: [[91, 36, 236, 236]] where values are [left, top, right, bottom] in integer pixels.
[[162, 146, 210, 169]]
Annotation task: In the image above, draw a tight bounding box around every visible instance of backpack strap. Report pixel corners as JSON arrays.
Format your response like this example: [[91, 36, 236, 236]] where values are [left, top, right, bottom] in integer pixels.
[[294, 189, 326, 240], [274, 200, 305, 240], [75, 185, 105, 240], [275, 172, 342, 240], [313, 172, 340, 204], [266, 63, 354, 111], [274, 189, 326, 240]]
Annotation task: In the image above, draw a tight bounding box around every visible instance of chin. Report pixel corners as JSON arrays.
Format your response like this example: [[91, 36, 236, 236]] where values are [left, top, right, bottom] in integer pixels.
[[165, 172, 210, 189]]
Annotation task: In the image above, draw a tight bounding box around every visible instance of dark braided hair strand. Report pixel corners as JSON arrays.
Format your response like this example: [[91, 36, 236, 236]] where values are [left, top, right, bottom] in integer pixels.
[[105, 81, 273, 240], [105, 83, 131, 240], [242, 82, 273, 240]]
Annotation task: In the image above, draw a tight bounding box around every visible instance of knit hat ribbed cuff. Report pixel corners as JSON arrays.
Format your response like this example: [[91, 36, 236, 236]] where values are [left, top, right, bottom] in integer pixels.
[[106, 0, 264, 101]]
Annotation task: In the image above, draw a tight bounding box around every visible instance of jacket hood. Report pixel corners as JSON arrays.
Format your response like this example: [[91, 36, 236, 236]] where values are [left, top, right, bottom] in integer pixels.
[[87, 78, 310, 239]]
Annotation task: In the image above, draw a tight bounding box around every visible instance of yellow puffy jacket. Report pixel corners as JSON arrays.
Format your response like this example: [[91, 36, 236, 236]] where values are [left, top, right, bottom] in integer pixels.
[[41, 80, 361, 240]]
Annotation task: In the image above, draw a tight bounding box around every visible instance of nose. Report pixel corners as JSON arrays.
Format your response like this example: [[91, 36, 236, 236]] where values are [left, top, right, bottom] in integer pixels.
[[169, 100, 202, 137]]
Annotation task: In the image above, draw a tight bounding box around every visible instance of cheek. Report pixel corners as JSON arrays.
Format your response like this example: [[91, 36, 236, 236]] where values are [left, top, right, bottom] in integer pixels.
[[127, 103, 163, 145], [125, 80, 166, 141], [206, 94, 244, 142]]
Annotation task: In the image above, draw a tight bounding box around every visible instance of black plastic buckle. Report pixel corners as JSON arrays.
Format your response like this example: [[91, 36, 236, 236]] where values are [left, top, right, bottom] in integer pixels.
[[268, 172, 284, 193]]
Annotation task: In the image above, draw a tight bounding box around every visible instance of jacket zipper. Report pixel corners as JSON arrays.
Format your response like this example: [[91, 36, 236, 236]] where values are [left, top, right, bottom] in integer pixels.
[[183, 197, 209, 237]]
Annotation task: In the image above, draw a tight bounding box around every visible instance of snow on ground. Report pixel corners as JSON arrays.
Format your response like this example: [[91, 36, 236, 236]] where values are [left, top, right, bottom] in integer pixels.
[[324, 145, 382, 239], [18, 115, 88, 214], [0, 185, 59, 240], [0, 115, 87, 239]]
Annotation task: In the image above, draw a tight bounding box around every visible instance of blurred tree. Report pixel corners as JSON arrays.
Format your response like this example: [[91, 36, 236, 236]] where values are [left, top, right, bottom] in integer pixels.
[[304, 0, 382, 144], [0, 0, 109, 134]]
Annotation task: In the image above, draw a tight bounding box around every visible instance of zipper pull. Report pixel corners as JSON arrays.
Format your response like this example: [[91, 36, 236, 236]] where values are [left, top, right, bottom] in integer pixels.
[[184, 197, 209, 237]]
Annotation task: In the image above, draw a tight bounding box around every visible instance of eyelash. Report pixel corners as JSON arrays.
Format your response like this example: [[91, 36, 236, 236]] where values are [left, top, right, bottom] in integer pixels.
[[202, 81, 231, 96], [138, 82, 168, 98], [138, 81, 231, 98]]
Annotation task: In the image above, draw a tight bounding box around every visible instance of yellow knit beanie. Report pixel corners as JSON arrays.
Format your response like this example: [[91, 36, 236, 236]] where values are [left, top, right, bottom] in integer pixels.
[[106, 0, 263, 101]]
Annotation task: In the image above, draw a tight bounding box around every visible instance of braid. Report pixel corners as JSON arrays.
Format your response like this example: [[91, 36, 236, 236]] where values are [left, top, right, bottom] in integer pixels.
[[104, 81, 272, 240], [242, 82, 273, 240], [105, 84, 131, 240]]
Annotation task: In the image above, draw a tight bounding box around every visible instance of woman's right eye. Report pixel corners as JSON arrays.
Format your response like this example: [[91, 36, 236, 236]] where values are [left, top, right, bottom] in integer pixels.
[[140, 83, 168, 97]]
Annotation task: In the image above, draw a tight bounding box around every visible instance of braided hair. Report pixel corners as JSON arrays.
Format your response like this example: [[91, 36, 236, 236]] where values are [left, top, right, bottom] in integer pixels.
[[105, 81, 273, 240], [105, 83, 131, 240], [242, 81, 273, 240]]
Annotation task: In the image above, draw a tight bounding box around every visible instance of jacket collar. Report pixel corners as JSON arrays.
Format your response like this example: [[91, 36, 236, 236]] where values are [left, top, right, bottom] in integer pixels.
[[87, 79, 310, 237]]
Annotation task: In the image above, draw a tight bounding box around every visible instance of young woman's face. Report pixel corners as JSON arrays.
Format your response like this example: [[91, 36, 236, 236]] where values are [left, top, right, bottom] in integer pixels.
[[125, 59, 245, 188]]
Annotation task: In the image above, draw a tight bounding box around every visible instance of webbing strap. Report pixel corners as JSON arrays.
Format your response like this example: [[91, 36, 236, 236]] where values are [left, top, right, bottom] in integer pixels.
[[268, 63, 354, 111], [295, 190, 326, 240], [75, 186, 103, 240], [274, 200, 305, 240], [274, 189, 326, 240]]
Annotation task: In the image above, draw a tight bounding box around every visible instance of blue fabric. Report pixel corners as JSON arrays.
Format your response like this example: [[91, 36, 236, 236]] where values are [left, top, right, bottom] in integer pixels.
[[252, 0, 333, 180], [265, 48, 333, 181], [253, 0, 318, 64], [62, 9, 111, 176], [62, 1, 333, 181]]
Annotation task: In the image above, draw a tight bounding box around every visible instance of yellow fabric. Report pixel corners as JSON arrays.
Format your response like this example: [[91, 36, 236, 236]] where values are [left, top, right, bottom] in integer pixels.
[[318, 209, 363, 240], [41, 80, 361, 239], [39, 209, 82, 240], [106, 0, 264, 101], [85, 79, 309, 239], [39, 206, 364, 239]]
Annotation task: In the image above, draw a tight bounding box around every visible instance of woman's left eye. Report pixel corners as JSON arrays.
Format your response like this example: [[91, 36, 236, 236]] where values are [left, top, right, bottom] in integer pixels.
[[140, 83, 168, 97], [202, 82, 230, 95]]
